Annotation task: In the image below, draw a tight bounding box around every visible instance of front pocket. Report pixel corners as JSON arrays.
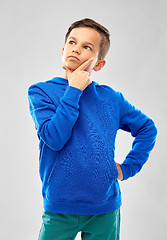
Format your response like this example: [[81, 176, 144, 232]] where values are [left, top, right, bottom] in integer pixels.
[[46, 152, 119, 203]]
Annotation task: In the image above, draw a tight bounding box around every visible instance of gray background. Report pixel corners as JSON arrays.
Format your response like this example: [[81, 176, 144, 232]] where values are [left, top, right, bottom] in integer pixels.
[[0, 0, 166, 239]]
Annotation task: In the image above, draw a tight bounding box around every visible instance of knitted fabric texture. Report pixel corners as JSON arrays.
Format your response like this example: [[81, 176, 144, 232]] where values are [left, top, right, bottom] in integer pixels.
[[28, 77, 157, 215]]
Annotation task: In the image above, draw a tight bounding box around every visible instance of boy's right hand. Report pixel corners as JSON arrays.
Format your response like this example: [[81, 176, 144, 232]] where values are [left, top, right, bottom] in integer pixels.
[[62, 58, 94, 91]]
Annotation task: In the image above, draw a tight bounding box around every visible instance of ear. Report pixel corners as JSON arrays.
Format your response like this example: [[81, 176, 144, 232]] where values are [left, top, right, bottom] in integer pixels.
[[62, 46, 65, 56], [93, 59, 106, 72]]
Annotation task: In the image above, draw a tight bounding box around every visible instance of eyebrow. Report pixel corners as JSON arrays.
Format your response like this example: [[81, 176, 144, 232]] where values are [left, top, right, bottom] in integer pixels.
[[69, 37, 95, 48]]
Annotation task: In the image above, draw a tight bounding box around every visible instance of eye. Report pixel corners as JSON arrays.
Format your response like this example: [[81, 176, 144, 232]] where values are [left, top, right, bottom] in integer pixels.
[[69, 40, 75, 45], [84, 46, 92, 50]]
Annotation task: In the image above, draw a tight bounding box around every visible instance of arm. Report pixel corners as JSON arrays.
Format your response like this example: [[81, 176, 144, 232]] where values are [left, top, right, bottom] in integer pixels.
[[28, 84, 83, 151], [28, 59, 94, 151], [118, 93, 157, 181]]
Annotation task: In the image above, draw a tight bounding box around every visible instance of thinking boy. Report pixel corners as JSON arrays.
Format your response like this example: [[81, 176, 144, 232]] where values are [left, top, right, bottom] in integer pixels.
[[28, 18, 157, 240]]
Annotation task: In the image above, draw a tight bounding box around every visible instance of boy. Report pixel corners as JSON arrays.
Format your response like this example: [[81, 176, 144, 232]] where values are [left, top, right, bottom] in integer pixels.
[[28, 18, 157, 240]]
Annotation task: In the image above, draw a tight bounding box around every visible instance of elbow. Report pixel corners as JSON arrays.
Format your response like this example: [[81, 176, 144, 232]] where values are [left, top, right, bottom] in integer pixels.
[[152, 122, 158, 147], [50, 143, 65, 151], [39, 133, 66, 151], [150, 119, 158, 139], [141, 118, 158, 138], [38, 124, 67, 152], [51, 140, 66, 151], [145, 119, 158, 149], [154, 123, 158, 137]]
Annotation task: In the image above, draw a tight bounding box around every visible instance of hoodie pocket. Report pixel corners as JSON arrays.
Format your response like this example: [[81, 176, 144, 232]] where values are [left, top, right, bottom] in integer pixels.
[[46, 152, 119, 204]]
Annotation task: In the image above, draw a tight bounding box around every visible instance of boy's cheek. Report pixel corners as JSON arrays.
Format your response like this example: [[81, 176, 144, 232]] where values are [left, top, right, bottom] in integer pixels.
[[63, 60, 80, 71]]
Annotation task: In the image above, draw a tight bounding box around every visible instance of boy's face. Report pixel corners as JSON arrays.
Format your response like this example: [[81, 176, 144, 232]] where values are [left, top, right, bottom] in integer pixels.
[[62, 27, 105, 75]]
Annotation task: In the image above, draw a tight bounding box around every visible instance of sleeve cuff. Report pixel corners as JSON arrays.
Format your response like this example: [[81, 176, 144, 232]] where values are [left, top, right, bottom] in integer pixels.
[[61, 86, 83, 108], [63, 85, 83, 102], [120, 163, 132, 181]]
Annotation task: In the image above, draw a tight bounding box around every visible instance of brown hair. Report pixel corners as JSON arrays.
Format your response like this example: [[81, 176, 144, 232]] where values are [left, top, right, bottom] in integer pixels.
[[65, 18, 110, 60]]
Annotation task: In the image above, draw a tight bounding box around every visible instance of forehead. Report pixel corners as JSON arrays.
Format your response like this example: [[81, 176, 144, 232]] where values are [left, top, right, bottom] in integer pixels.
[[68, 27, 102, 48]]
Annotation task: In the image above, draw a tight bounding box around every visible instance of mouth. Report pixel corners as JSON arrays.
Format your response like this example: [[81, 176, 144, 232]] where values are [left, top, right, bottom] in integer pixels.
[[68, 55, 80, 61]]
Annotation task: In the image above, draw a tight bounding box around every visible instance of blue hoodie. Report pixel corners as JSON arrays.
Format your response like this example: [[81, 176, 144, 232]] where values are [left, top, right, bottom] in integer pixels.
[[28, 77, 157, 215]]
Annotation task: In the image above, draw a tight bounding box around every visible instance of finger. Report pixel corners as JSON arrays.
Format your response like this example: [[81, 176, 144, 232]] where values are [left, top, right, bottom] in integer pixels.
[[77, 57, 94, 71], [62, 65, 73, 76]]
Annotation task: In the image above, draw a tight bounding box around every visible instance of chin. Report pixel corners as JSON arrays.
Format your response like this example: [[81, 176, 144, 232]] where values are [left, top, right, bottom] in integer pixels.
[[66, 62, 79, 71]]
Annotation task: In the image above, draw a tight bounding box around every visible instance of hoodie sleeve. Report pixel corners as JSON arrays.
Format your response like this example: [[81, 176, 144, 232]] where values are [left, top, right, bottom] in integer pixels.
[[28, 84, 83, 151], [118, 93, 157, 181]]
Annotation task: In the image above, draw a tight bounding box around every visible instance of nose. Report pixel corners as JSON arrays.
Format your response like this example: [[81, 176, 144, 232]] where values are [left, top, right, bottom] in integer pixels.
[[72, 47, 80, 54]]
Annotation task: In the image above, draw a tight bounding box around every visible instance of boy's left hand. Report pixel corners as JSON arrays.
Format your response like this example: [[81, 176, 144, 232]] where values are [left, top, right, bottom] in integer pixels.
[[116, 163, 123, 180]]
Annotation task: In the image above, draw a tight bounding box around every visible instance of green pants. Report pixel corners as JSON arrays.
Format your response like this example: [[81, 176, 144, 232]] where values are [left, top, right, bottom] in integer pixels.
[[38, 208, 120, 240]]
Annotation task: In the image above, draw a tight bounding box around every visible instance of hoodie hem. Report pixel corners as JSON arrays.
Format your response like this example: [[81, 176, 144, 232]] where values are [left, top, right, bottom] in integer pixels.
[[43, 195, 122, 215]]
